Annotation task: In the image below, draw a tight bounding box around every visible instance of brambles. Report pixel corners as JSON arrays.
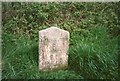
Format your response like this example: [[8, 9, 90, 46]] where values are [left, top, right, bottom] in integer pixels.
[[2, 2, 119, 79]]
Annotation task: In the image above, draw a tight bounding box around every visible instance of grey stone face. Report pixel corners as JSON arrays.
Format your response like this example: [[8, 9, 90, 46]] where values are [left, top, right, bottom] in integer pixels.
[[39, 27, 69, 71]]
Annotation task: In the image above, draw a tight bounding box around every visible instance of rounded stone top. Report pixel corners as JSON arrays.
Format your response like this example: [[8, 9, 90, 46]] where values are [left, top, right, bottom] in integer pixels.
[[39, 27, 69, 39], [39, 27, 69, 33]]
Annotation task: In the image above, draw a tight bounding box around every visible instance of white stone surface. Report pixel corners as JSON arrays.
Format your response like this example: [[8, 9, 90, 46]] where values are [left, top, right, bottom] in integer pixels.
[[39, 27, 69, 71]]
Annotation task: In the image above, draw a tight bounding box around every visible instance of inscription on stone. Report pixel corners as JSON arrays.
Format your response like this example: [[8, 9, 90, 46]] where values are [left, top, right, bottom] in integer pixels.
[[39, 27, 69, 71]]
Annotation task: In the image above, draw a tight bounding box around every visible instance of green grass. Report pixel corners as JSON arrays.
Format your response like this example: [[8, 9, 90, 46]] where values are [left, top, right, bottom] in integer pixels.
[[2, 36, 82, 79], [2, 26, 118, 79], [69, 26, 118, 79]]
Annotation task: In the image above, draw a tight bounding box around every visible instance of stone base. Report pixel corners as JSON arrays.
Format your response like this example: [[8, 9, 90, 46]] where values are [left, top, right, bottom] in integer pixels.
[[40, 64, 68, 72]]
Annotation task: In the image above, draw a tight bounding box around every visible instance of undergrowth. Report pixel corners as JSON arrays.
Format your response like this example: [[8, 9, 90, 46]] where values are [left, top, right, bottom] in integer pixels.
[[2, 2, 119, 80]]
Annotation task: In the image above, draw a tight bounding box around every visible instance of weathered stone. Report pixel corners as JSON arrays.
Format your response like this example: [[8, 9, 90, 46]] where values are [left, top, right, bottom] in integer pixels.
[[39, 27, 69, 71]]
